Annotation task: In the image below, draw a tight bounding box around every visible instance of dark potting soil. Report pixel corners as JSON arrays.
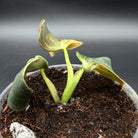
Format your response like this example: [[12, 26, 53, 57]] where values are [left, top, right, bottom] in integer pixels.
[[0, 67, 138, 138]]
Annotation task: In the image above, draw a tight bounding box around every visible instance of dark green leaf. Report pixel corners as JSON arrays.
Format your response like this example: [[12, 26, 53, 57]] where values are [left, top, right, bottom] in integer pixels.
[[7, 55, 48, 111]]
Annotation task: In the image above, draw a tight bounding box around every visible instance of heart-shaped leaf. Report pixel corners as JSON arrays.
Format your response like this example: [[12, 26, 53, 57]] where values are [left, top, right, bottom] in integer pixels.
[[38, 19, 83, 57], [76, 52, 124, 89], [7, 55, 49, 111]]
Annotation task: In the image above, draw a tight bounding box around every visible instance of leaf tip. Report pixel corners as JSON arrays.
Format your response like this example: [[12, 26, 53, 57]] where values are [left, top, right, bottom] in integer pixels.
[[120, 81, 125, 91], [78, 41, 83, 46], [66, 40, 83, 50], [49, 52, 55, 57], [38, 19, 46, 33]]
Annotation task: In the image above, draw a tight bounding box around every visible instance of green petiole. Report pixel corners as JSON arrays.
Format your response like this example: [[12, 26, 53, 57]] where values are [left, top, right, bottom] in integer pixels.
[[61, 68, 84, 103], [40, 69, 60, 102], [40, 48, 85, 103], [63, 48, 74, 87], [61, 48, 84, 103]]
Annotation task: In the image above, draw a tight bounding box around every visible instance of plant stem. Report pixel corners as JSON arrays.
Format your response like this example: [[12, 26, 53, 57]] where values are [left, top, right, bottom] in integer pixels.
[[40, 69, 60, 102], [63, 48, 74, 87], [61, 48, 85, 103], [61, 68, 84, 103]]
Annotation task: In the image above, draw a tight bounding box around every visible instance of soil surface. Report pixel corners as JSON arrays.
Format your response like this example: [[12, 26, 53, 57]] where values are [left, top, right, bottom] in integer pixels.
[[0, 67, 138, 138]]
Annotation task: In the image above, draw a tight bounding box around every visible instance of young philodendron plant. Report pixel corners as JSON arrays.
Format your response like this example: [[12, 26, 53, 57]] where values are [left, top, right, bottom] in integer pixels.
[[7, 19, 124, 111]]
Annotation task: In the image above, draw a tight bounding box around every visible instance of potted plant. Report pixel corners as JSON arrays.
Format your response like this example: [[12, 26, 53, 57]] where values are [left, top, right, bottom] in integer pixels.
[[0, 19, 138, 138]]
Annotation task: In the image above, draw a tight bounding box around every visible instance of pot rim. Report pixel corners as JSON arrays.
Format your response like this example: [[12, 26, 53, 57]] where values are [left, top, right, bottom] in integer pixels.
[[0, 64, 138, 138]]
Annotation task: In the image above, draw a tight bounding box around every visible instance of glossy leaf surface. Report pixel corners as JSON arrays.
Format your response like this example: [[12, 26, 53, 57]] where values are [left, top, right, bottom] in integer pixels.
[[38, 19, 83, 57], [7, 55, 49, 111], [76, 52, 124, 89]]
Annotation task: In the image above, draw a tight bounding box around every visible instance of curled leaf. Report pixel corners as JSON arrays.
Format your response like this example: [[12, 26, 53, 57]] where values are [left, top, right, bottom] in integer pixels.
[[7, 55, 49, 111], [76, 52, 124, 89], [38, 19, 83, 57], [95, 64, 124, 89], [38, 19, 61, 53]]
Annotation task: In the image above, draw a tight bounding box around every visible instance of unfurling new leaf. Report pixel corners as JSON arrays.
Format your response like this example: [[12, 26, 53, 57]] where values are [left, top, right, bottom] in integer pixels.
[[7, 55, 49, 111]]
